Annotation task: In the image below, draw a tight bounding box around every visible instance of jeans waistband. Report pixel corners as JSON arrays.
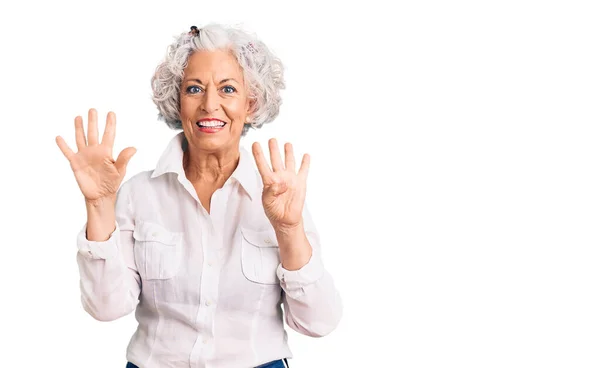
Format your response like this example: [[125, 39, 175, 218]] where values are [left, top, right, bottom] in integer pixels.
[[127, 358, 288, 368]]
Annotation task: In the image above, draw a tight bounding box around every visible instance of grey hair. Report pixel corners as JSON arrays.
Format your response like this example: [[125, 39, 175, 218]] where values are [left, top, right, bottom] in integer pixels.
[[151, 23, 285, 136]]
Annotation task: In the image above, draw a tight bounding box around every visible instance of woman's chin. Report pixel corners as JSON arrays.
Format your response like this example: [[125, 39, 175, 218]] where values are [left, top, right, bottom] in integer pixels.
[[192, 132, 238, 151]]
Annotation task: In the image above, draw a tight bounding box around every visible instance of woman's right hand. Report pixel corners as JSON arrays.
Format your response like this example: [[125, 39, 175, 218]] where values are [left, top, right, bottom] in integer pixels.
[[55, 108, 137, 205]]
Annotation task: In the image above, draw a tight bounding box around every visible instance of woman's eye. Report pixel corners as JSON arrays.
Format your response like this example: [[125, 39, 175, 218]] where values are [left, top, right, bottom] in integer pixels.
[[186, 86, 202, 94], [222, 86, 236, 94]]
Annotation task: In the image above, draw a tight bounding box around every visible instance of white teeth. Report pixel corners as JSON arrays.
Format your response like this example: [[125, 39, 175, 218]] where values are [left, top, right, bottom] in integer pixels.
[[197, 121, 225, 127]]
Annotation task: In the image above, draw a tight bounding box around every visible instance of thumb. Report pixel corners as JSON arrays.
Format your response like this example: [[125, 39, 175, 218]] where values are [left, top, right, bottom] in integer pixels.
[[268, 181, 288, 197], [115, 147, 137, 176]]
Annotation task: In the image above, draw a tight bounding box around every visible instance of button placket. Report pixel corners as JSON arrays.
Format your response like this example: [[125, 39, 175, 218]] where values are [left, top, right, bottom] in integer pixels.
[[202, 224, 218, 311], [194, 219, 221, 362]]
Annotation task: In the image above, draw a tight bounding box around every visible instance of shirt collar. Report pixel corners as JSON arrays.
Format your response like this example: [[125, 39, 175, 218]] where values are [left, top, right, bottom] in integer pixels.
[[150, 132, 259, 200]]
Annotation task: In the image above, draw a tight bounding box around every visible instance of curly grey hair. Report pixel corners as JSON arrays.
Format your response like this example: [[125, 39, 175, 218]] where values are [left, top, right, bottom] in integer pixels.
[[151, 23, 285, 136]]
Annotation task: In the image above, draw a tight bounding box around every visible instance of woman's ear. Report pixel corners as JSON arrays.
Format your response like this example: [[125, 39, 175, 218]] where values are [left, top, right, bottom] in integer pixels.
[[246, 98, 257, 117]]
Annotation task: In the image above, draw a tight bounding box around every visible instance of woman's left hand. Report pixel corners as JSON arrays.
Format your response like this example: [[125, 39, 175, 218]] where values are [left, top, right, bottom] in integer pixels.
[[252, 139, 310, 232]]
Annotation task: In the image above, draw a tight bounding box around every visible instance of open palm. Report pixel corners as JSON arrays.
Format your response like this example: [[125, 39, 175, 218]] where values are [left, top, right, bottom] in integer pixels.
[[252, 139, 310, 230], [55, 109, 136, 203]]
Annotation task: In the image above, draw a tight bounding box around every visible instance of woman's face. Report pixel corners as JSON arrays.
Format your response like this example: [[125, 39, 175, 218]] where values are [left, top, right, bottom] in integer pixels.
[[179, 49, 252, 153]]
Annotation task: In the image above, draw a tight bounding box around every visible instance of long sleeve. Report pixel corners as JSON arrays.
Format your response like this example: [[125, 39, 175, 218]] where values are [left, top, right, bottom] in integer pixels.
[[75, 181, 140, 322], [276, 206, 343, 337]]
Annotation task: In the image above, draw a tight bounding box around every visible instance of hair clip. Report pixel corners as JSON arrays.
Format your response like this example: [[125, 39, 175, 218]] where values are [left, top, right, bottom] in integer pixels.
[[188, 25, 200, 36], [246, 42, 257, 54]]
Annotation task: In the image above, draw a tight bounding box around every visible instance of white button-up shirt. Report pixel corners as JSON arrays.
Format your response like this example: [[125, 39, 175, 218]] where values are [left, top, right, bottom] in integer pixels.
[[75, 132, 343, 368]]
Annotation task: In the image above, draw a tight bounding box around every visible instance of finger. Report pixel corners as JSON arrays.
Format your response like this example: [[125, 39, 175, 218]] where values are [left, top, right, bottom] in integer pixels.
[[115, 147, 137, 176], [101, 111, 116, 148], [74, 116, 86, 151], [266, 180, 288, 197], [252, 142, 272, 179], [284, 142, 295, 172], [268, 138, 284, 171], [55, 136, 75, 161], [87, 108, 99, 146], [298, 153, 310, 180]]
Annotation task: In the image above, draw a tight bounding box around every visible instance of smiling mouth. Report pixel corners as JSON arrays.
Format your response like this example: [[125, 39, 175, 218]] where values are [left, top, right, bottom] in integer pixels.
[[196, 120, 226, 128]]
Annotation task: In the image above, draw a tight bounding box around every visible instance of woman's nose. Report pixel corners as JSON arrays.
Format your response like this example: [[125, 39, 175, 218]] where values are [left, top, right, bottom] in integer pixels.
[[200, 88, 219, 113]]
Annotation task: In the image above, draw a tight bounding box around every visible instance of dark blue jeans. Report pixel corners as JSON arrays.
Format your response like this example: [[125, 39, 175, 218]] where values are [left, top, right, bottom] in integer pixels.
[[126, 358, 288, 368]]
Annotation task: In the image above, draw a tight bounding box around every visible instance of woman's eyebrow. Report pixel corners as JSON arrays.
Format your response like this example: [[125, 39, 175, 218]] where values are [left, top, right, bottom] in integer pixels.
[[219, 78, 240, 84], [183, 78, 239, 84], [183, 78, 203, 84]]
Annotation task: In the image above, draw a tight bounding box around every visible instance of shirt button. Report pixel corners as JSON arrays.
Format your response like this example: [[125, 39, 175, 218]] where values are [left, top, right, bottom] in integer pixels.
[[205, 300, 212, 306], [203, 338, 208, 344], [265, 238, 272, 244], [152, 232, 158, 237]]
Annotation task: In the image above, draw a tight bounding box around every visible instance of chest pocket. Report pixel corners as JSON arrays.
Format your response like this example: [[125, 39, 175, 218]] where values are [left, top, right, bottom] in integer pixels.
[[133, 221, 182, 280], [240, 227, 281, 285]]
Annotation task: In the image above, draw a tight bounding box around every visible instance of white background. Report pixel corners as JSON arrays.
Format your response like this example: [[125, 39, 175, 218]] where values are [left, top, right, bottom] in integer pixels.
[[0, 0, 599, 367]]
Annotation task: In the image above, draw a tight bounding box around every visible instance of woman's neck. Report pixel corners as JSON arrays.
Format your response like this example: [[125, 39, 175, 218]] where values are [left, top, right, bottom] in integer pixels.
[[183, 147, 240, 185]]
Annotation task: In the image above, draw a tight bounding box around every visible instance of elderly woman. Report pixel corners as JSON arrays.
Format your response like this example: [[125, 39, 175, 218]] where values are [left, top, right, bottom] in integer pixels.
[[55, 24, 342, 368]]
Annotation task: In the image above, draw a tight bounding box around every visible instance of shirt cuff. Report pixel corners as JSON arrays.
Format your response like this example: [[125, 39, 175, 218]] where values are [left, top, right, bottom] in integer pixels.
[[276, 252, 325, 289], [77, 222, 120, 260]]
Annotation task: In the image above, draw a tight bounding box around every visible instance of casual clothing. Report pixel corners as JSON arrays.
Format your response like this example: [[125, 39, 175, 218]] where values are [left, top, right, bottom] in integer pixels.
[[77, 132, 342, 368]]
